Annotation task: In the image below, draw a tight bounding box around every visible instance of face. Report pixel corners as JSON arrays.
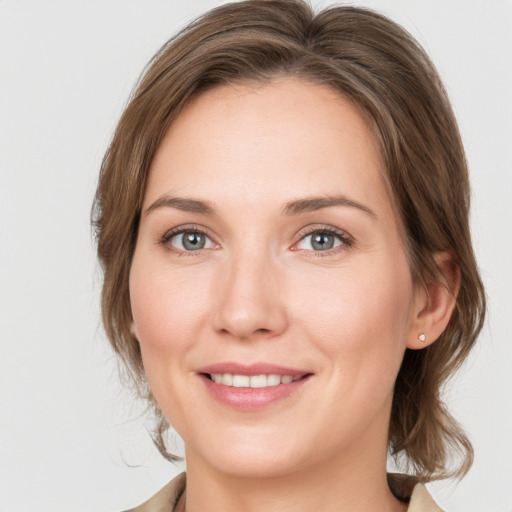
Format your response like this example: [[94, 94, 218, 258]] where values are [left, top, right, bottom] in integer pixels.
[[129, 79, 421, 478]]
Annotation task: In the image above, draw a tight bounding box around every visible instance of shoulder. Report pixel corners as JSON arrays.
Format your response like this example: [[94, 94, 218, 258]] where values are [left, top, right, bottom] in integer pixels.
[[124, 472, 186, 512]]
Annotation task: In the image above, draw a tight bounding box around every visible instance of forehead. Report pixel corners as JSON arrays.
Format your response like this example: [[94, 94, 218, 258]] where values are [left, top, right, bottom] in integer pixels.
[[145, 78, 388, 218]]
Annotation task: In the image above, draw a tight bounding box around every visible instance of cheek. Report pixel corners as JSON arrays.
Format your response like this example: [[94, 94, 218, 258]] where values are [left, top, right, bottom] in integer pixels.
[[293, 256, 415, 375], [128, 257, 214, 430], [129, 256, 211, 365]]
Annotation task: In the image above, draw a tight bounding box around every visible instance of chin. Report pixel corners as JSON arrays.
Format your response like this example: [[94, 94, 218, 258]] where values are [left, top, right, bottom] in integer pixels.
[[185, 425, 321, 480], [210, 450, 304, 479]]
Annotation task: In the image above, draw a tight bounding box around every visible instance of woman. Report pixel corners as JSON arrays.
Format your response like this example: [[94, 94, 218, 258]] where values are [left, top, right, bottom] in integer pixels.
[[93, 1, 485, 510]]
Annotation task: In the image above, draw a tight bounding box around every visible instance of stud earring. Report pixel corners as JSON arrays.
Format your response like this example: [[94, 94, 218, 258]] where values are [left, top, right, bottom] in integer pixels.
[[418, 333, 426, 342]]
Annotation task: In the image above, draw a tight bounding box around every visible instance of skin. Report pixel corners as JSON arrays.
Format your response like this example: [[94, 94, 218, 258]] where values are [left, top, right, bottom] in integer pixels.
[[129, 78, 456, 512]]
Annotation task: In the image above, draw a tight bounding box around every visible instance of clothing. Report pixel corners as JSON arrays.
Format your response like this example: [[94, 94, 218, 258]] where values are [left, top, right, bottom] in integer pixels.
[[126, 472, 443, 512]]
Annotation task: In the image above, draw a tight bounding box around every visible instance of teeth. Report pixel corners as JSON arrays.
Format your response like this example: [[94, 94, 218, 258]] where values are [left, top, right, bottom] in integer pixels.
[[249, 375, 267, 388], [210, 373, 301, 388], [221, 374, 233, 386], [267, 374, 281, 386], [232, 375, 250, 387]]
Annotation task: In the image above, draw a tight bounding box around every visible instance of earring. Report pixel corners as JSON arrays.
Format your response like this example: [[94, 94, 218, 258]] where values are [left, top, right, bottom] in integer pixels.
[[418, 333, 426, 342]]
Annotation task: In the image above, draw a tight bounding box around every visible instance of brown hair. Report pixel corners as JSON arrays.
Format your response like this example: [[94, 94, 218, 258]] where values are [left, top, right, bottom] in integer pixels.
[[92, 0, 485, 480]]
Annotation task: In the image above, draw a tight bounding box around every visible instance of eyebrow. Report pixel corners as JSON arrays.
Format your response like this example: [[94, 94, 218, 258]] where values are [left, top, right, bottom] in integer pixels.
[[144, 194, 376, 219], [145, 196, 216, 217], [282, 195, 377, 219]]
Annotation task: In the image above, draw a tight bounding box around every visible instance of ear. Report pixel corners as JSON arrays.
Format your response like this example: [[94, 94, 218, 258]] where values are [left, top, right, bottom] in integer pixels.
[[130, 321, 139, 340], [407, 252, 460, 350]]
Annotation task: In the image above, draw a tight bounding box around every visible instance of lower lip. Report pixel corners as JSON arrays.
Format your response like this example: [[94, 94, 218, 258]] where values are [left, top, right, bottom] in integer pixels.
[[199, 374, 312, 411]]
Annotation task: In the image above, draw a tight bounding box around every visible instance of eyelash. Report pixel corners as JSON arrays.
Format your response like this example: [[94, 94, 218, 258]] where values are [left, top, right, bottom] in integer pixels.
[[293, 225, 354, 258], [159, 224, 354, 257], [159, 224, 216, 257]]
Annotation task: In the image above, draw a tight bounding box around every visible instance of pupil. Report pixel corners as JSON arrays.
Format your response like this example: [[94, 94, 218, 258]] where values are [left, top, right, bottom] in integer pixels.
[[183, 232, 205, 250], [312, 233, 334, 251]]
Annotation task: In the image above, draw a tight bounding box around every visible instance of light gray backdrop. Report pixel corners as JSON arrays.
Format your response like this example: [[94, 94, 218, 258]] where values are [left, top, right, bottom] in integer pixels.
[[1, 1, 511, 511]]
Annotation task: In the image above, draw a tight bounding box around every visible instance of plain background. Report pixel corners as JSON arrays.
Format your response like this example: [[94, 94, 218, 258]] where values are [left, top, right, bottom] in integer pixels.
[[1, 0, 511, 510]]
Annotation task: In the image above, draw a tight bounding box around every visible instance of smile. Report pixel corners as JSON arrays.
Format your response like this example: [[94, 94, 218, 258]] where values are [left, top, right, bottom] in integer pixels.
[[197, 363, 313, 410], [207, 373, 304, 388]]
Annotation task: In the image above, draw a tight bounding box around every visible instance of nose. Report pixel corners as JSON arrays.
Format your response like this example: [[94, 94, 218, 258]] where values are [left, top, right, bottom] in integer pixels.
[[211, 249, 288, 341]]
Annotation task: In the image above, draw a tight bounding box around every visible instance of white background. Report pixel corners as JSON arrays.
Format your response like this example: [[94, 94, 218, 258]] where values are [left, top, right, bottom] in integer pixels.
[[1, 1, 511, 511]]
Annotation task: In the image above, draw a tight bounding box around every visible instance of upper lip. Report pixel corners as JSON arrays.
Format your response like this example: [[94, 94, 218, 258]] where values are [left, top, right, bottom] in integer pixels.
[[196, 362, 310, 377]]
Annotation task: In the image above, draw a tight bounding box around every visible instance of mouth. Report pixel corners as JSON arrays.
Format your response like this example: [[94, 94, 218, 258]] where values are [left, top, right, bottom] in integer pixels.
[[202, 372, 308, 388], [196, 363, 313, 410]]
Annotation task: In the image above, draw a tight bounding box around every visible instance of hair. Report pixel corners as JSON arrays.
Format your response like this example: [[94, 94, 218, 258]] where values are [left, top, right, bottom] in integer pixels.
[[92, 0, 486, 481]]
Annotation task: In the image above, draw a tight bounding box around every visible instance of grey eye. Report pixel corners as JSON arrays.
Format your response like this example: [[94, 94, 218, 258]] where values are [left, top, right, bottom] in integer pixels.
[[171, 231, 212, 251], [297, 231, 343, 251], [311, 232, 335, 250]]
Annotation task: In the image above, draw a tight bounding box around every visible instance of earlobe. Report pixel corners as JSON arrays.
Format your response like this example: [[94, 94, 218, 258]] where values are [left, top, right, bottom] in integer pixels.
[[130, 322, 139, 340], [407, 252, 460, 350]]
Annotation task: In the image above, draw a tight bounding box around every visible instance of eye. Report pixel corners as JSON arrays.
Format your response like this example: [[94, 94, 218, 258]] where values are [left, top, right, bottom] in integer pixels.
[[166, 229, 215, 251], [294, 228, 351, 252]]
